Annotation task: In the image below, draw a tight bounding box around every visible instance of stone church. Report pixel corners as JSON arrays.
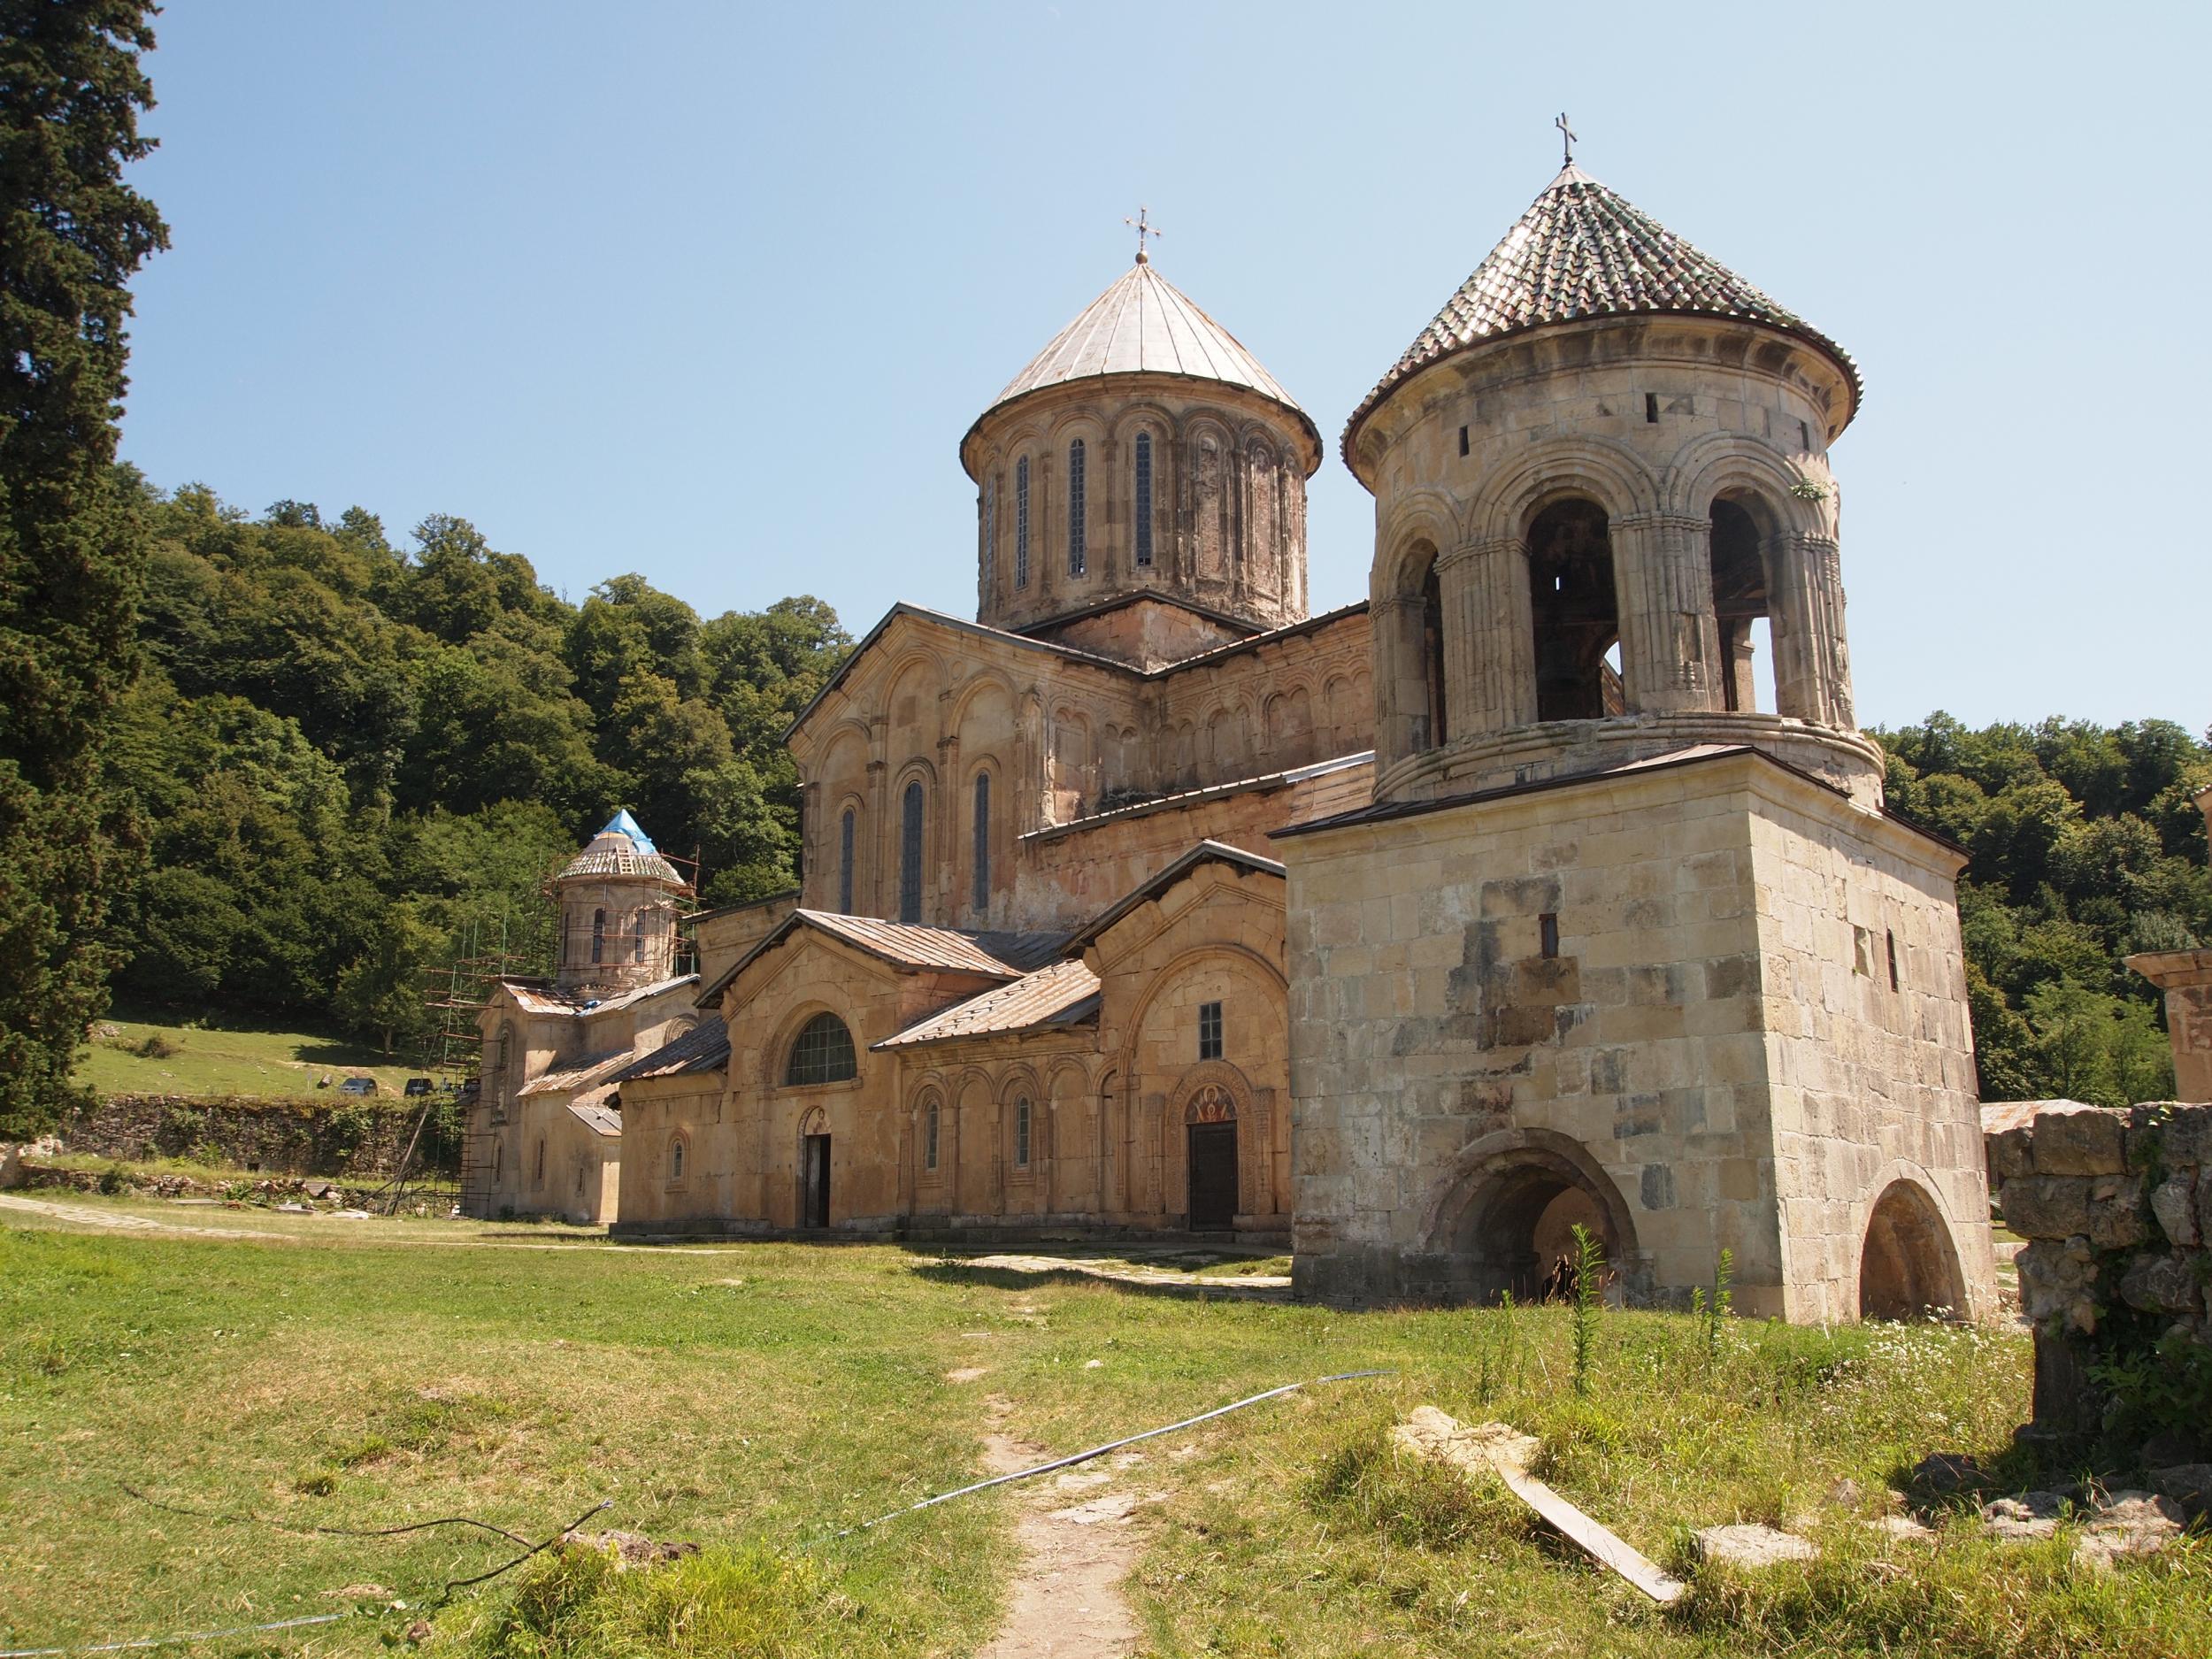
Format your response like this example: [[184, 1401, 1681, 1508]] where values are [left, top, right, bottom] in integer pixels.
[[480, 156, 1996, 1321]]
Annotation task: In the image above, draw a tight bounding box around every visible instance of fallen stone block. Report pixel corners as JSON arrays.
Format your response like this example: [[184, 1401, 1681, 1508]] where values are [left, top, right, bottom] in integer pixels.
[[2149, 1463, 2212, 1522], [1980, 1491, 2068, 1541], [1863, 1514, 1936, 1543], [2073, 1491, 2185, 1570], [1692, 1523, 1818, 1567]]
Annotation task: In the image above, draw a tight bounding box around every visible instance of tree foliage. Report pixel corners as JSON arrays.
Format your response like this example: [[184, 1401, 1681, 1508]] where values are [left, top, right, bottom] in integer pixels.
[[1877, 715, 2212, 1105], [0, 2, 168, 1133], [104, 483, 849, 1054]]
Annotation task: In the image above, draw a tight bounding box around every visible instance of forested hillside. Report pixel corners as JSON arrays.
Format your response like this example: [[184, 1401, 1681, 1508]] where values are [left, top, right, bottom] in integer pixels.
[[1877, 715, 2211, 1105], [102, 479, 849, 1056]]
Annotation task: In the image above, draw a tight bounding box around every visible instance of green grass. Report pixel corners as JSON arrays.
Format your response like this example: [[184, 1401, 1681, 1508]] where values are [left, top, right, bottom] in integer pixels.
[[2, 1196, 2202, 1658], [72, 1005, 423, 1098]]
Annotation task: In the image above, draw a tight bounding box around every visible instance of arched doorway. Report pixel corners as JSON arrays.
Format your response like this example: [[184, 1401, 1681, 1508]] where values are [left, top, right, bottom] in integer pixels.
[[1432, 1138, 1634, 1304], [798, 1105, 830, 1230], [1527, 497, 1619, 721], [1858, 1180, 1964, 1320], [1186, 1083, 1237, 1230]]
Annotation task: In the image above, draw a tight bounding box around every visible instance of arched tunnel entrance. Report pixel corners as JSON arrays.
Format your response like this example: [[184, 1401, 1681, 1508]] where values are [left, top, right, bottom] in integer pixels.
[[1434, 1138, 1635, 1305], [1858, 1179, 1966, 1320]]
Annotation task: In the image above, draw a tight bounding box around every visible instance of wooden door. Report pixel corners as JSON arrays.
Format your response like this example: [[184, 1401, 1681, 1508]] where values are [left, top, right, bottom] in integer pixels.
[[1187, 1122, 1237, 1228], [803, 1133, 831, 1228]]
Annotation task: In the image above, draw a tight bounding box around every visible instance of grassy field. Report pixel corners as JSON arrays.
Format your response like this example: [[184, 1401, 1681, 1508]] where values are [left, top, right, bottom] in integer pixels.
[[2, 1196, 2204, 1659], [71, 1008, 423, 1099]]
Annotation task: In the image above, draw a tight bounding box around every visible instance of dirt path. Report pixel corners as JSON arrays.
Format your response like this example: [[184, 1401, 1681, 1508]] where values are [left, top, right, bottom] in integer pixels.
[[952, 1249, 1291, 1299], [972, 1396, 1150, 1659], [0, 1193, 741, 1252]]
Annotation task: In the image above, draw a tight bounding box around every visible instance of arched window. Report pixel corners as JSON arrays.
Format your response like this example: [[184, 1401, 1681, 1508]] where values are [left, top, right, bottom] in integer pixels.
[[1421, 558, 1448, 748], [924, 1100, 941, 1171], [1067, 439, 1087, 575], [669, 1136, 686, 1181], [494, 1141, 503, 1180], [1709, 496, 1773, 714], [899, 780, 925, 925], [838, 807, 856, 915], [591, 908, 606, 964], [980, 477, 996, 592], [1528, 497, 1620, 721], [631, 910, 645, 964], [1015, 1097, 1032, 1167], [971, 772, 991, 914], [1133, 432, 1154, 567], [534, 1139, 545, 1184], [785, 1012, 858, 1086], [1014, 457, 1031, 588]]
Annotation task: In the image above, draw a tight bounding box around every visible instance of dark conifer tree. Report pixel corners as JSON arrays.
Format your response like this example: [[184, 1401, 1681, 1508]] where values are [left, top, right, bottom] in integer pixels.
[[0, 3, 167, 1133]]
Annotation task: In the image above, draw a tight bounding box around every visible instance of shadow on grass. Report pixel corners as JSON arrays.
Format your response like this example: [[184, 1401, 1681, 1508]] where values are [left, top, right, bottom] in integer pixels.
[[909, 1258, 1291, 1304]]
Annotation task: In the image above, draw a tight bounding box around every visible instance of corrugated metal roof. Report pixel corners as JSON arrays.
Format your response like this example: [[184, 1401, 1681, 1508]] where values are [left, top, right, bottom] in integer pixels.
[[1346, 163, 1860, 459], [875, 959, 1102, 1049], [1062, 841, 1286, 951], [567, 1101, 622, 1138], [518, 1048, 645, 1098], [496, 974, 697, 1018], [984, 259, 1306, 421], [609, 1016, 731, 1084], [699, 910, 1066, 1006]]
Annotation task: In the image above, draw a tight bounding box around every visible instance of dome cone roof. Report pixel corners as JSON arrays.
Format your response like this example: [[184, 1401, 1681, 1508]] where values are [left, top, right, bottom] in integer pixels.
[[967, 257, 1318, 465], [558, 810, 687, 887], [1344, 163, 1860, 460]]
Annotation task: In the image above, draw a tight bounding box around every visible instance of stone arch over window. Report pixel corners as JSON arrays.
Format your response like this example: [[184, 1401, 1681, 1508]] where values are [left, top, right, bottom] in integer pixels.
[[784, 1011, 857, 1087], [1857, 1176, 1967, 1320], [836, 802, 859, 915], [1202, 703, 1248, 780], [666, 1131, 689, 1187], [918, 1091, 942, 1173], [1419, 1127, 1642, 1305], [1526, 496, 1621, 722]]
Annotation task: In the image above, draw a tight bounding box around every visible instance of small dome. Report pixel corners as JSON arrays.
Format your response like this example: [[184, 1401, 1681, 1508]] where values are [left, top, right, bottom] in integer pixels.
[[968, 259, 1314, 450], [558, 811, 687, 887]]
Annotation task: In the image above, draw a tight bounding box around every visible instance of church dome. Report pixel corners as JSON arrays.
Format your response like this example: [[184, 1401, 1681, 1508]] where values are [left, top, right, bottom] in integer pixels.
[[969, 257, 1317, 452], [1344, 163, 1861, 465], [962, 253, 1319, 640], [558, 810, 687, 888]]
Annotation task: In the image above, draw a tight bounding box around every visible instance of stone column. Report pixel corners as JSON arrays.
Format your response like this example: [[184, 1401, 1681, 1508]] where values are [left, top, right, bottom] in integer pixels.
[[1370, 595, 1428, 768], [1768, 534, 1851, 726], [1611, 512, 1722, 714], [1438, 534, 1538, 737]]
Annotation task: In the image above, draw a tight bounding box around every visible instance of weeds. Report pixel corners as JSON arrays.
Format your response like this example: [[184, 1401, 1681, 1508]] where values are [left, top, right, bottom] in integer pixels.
[[1689, 1248, 1734, 1368], [1569, 1223, 1603, 1398]]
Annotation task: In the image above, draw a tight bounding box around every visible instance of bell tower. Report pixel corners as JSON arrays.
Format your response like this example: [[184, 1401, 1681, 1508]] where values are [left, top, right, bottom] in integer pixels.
[[1283, 152, 1993, 1325], [1344, 159, 1879, 810]]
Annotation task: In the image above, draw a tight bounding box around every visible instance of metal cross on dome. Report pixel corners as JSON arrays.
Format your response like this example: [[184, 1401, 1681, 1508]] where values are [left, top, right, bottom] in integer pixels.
[[1555, 111, 1578, 165], [1125, 205, 1163, 264]]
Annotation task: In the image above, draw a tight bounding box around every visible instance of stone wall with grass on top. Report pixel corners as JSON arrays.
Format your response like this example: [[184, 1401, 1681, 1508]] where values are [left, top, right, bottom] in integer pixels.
[[1987, 1099, 2212, 1458], [50, 1094, 449, 1179]]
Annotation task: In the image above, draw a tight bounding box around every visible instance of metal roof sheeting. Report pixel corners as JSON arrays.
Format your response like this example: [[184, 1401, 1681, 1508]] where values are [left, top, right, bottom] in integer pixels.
[[608, 1016, 731, 1084], [874, 959, 1102, 1049], [1347, 164, 1860, 456]]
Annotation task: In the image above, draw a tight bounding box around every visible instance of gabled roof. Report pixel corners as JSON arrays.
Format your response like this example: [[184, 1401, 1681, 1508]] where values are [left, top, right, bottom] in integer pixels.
[[1024, 751, 1371, 846], [518, 1048, 641, 1098], [1345, 163, 1860, 458], [696, 908, 1066, 1007], [969, 259, 1317, 461], [873, 958, 1102, 1050], [1062, 840, 1286, 951], [567, 1101, 622, 1138], [609, 1015, 731, 1084]]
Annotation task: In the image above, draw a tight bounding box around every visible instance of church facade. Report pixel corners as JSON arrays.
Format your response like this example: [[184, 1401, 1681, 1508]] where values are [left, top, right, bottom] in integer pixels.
[[509, 158, 1992, 1319]]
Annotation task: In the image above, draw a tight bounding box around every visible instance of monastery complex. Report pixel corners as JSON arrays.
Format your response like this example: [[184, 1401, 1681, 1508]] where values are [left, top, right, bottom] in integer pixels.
[[468, 157, 2005, 1321]]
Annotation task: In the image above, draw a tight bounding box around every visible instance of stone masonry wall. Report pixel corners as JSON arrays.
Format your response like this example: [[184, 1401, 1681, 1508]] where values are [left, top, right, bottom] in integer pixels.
[[1990, 1100, 2212, 1455], [53, 1094, 435, 1178]]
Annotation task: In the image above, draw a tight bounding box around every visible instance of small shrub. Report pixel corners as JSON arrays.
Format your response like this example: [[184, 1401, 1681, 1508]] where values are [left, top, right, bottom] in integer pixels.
[[96, 1164, 127, 1195], [1306, 1429, 1527, 1553], [1569, 1223, 1604, 1399], [129, 1033, 180, 1059], [293, 1468, 337, 1496]]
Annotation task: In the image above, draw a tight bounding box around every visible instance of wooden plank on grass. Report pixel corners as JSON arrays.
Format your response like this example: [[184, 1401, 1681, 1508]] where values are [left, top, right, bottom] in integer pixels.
[[1392, 1407, 1687, 1606]]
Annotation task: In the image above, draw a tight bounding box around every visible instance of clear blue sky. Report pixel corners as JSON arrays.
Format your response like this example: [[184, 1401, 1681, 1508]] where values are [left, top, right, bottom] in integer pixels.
[[119, 1, 2208, 733]]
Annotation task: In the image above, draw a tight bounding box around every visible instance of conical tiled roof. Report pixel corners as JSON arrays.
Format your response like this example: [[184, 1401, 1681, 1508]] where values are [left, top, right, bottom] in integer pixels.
[[1345, 164, 1860, 455], [979, 258, 1311, 434]]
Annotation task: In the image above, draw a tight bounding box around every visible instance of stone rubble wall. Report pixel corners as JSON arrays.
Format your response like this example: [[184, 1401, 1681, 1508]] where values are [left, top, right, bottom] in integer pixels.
[[1988, 1099, 2211, 1448], [50, 1094, 445, 1179]]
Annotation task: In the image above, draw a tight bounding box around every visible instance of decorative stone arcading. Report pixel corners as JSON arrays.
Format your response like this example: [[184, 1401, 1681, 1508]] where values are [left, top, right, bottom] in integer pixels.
[[1986, 1101, 2212, 1450], [1768, 533, 1852, 728]]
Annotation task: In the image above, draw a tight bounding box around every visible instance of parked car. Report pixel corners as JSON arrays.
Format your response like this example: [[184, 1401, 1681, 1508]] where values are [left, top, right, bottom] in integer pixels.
[[403, 1077, 434, 1097], [336, 1076, 379, 1097]]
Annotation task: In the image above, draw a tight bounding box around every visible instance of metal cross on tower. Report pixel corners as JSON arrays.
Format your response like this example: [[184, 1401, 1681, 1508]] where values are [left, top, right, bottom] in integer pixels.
[[1125, 205, 1163, 264], [1555, 111, 1578, 166]]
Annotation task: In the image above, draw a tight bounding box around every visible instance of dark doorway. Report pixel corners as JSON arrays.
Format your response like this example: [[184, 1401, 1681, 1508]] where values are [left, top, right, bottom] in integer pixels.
[[803, 1133, 831, 1229], [1187, 1122, 1238, 1228], [1527, 498, 1619, 721]]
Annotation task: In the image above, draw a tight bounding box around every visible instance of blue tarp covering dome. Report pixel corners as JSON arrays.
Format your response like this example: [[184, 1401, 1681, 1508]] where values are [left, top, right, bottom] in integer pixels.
[[600, 808, 658, 853]]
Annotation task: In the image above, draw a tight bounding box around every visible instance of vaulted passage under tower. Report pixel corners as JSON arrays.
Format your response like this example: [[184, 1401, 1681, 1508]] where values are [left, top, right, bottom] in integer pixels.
[[1528, 498, 1620, 721]]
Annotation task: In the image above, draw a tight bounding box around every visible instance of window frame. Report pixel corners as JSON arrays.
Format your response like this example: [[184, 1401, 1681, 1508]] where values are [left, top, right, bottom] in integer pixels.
[[1014, 456, 1031, 588], [972, 771, 991, 914], [924, 1099, 941, 1171], [1133, 431, 1154, 567], [1198, 1000, 1224, 1062], [591, 907, 605, 964], [898, 780, 925, 925], [1014, 1096, 1032, 1168], [1067, 438, 1087, 576], [837, 806, 856, 915], [784, 1011, 859, 1087]]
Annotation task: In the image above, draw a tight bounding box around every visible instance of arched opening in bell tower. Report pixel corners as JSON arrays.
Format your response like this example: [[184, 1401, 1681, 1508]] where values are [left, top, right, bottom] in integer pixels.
[[1709, 496, 1776, 715], [1527, 498, 1620, 721], [1419, 556, 1447, 749]]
